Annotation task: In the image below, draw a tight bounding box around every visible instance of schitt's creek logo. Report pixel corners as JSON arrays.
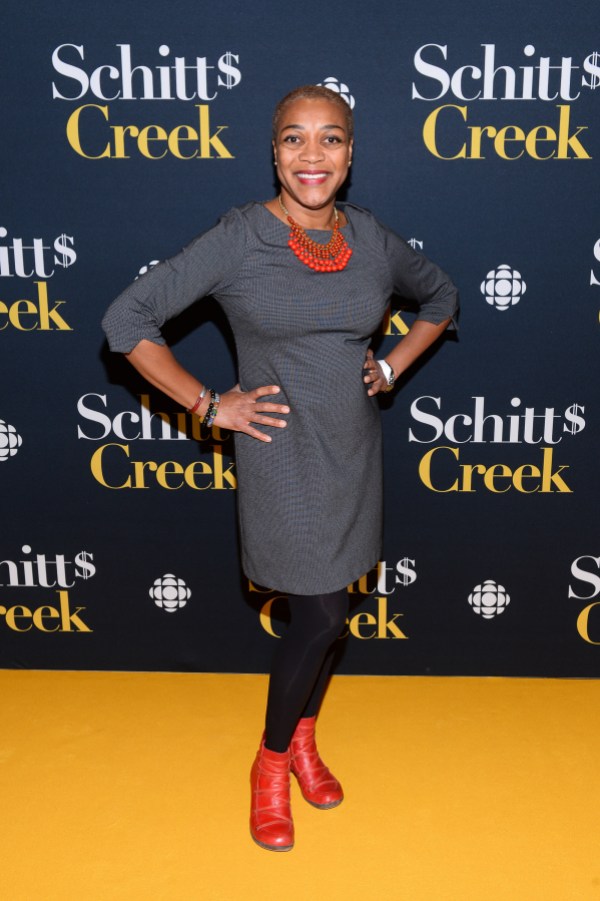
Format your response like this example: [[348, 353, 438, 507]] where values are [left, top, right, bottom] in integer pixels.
[[78, 393, 236, 490], [411, 43, 599, 160], [410, 395, 585, 493], [0, 546, 95, 633], [0, 227, 76, 332], [51, 44, 242, 160]]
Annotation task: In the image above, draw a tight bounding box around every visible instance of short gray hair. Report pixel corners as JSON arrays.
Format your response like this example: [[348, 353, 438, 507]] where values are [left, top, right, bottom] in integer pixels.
[[272, 85, 354, 141]]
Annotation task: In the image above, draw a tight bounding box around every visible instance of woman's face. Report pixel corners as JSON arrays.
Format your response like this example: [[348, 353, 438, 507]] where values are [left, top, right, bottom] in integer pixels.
[[273, 97, 353, 215]]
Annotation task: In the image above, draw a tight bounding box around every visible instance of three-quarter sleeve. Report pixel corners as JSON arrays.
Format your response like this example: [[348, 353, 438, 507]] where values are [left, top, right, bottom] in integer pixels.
[[102, 207, 246, 353], [380, 222, 459, 329]]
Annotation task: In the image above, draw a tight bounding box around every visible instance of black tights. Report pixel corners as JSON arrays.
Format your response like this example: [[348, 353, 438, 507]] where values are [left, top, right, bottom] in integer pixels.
[[264, 589, 349, 753]]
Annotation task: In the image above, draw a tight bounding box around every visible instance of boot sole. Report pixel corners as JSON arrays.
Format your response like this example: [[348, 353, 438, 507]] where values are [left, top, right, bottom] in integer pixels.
[[251, 835, 294, 852], [302, 794, 344, 810]]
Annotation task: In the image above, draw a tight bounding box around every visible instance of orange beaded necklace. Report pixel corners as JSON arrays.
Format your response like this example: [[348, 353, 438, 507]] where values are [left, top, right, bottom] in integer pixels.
[[278, 195, 352, 273]]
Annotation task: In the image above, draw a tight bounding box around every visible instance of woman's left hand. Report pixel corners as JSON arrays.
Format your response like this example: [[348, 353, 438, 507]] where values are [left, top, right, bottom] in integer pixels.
[[363, 348, 388, 397]]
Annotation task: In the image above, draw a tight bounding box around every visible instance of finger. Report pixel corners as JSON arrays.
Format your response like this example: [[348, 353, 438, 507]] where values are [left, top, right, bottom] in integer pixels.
[[251, 385, 282, 399], [255, 402, 290, 414], [367, 380, 384, 396], [244, 426, 273, 442], [242, 420, 282, 442], [251, 415, 287, 428]]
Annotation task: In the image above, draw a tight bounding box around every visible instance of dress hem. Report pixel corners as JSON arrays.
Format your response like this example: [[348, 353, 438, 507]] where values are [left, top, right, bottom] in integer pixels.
[[242, 552, 381, 596]]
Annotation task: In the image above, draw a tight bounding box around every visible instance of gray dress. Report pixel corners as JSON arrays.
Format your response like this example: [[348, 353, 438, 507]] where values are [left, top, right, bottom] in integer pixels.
[[102, 202, 458, 594]]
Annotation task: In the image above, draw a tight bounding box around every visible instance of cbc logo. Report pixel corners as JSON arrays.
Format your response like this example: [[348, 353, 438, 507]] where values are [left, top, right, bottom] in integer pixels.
[[135, 260, 160, 280], [468, 580, 511, 619], [480, 265, 527, 311], [319, 76, 356, 109], [0, 420, 22, 462], [149, 574, 191, 613]]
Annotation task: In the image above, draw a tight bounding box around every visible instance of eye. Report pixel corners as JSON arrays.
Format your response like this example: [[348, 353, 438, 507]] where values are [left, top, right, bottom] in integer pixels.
[[324, 135, 343, 144], [283, 135, 302, 144]]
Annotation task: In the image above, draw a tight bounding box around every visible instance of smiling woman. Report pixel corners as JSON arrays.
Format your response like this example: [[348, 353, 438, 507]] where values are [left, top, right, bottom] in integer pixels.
[[101, 83, 459, 854], [267, 87, 353, 230]]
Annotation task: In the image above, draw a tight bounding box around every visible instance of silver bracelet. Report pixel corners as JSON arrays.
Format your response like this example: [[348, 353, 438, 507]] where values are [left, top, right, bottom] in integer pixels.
[[377, 359, 396, 392]]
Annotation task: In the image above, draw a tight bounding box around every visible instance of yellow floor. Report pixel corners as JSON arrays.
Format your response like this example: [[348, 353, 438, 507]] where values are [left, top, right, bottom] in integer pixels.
[[1, 671, 599, 901]]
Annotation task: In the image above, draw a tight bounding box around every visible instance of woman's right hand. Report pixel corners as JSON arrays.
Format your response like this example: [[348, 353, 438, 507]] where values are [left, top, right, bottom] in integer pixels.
[[215, 384, 290, 442]]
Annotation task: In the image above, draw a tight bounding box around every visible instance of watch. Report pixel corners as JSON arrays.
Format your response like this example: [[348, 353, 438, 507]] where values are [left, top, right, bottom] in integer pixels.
[[377, 359, 396, 392]]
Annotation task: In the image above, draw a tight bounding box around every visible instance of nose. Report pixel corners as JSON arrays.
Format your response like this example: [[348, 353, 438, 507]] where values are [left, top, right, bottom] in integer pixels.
[[299, 137, 325, 163]]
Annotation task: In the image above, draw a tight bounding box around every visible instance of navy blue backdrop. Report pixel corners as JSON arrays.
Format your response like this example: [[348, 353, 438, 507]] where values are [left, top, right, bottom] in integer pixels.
[[1, 0, 599, 675]]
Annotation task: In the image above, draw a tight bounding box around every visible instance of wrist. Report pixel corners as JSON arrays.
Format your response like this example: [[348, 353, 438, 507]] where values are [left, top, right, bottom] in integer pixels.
[[196, 392, 212, 419], [187, 386, 210, 418]]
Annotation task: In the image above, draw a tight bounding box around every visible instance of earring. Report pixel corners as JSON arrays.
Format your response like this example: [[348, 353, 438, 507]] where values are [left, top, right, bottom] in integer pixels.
[[274, 160, 278, 166]]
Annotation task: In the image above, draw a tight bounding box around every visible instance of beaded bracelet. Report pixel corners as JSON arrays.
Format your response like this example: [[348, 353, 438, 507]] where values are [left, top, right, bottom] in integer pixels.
[[187, 386, 207, 415], [202, 389, 221, 428]]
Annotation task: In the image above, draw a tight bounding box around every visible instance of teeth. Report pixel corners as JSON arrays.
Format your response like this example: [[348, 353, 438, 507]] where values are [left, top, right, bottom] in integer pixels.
[[298, 173, 326, 180]]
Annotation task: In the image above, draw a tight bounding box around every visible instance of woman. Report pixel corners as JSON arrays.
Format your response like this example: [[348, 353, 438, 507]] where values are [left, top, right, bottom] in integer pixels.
[[102, 85, 458, 852]]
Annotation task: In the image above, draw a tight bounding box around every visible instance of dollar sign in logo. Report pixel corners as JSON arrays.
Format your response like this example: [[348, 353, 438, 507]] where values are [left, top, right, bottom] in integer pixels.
[[563, 403, 585, 435], [217, 52, 241, 90], [75, 550, 96, 580], [582, 52, 600, 89], [396, 557, 417, 587], [54, 234, 76, 268]]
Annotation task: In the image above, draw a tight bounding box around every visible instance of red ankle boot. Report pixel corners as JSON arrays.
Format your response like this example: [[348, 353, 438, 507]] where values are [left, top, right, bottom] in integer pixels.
[[250, 740, 294, 851], [290, 716, 344, 809]]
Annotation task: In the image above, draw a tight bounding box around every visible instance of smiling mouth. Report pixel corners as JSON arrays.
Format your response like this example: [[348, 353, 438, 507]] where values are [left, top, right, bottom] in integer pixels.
[[295, 171, 329, 184]]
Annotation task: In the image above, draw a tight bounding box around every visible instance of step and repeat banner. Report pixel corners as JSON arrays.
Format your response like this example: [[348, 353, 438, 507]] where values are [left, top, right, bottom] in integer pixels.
[[1, 0, 599, 676]]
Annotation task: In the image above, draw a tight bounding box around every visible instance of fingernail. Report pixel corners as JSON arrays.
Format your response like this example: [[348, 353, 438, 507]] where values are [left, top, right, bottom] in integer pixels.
[[282, 406, 290, 413]]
